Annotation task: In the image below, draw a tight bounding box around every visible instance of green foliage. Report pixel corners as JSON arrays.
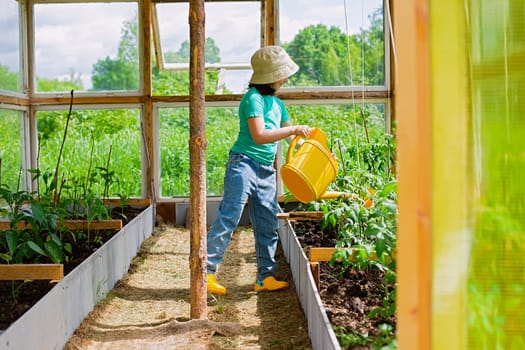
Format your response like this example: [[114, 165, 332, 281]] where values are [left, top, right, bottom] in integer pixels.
[[156, 37, 222, 95], [159, 107, 237, 196], [36, 109, 142, 197], [91, 14, 139, 91], [0, 104, 133, 274], [283, 8, 384, 86], [152, 36, 222, 95], [284, 24, 354, 86], [336, 323, 397, 350], [0, 184, 68, 265], [37, 73, 83, 92], [0, 64, 20, 91], [91, 56, 138, 91], [289, 109, 397, 348], [165, 37, 221, 64], [152, 68, 220, 96], [0, 110, 23, 190]]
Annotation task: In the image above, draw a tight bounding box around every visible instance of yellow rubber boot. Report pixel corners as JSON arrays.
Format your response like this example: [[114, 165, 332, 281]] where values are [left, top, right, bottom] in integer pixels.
[[207, 274, 226, 296], [254, 276, 289, 292]]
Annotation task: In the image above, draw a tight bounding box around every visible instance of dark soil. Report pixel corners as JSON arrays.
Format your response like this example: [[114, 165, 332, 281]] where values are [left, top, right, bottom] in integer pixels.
[[2, 205, 396, 349], [291, 219, 397, 348], [0, 206, 146, 330]]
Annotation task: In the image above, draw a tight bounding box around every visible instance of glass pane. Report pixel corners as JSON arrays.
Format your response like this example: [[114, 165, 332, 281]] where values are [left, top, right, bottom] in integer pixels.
[[159, 107, 189, 197], [153, 2, 260, 95], [159, 103, 390, 197], [0, 0, 21, 92], [279, 0, 384, 87], [34, 2, 138, 93], [285, 103, 391, 172], [159, 106, 238, 197], [36, 108, 142, 198], [0, 109, 23, 191]]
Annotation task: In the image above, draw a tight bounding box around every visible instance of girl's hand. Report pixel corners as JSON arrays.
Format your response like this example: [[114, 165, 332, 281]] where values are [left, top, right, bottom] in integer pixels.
[[294, 125, 311, 137]]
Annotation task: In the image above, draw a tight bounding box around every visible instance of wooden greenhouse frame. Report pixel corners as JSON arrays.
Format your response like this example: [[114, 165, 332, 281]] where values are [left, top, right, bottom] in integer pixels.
[[0, 0, 441, 349]]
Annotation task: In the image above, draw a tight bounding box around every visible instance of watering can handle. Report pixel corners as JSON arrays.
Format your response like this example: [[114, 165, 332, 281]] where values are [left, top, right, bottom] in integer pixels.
[[287, 127, 326, 163], [286, 134, 305, 163]]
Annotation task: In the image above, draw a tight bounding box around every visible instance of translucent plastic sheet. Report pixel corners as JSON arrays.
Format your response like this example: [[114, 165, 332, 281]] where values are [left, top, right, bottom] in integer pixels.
[[432, 0, 525, 348], [467, 1, 525, 348]]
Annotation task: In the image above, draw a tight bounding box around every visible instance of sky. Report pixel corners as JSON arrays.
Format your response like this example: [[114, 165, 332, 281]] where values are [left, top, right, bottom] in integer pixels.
[[0, 0, 382, 93]]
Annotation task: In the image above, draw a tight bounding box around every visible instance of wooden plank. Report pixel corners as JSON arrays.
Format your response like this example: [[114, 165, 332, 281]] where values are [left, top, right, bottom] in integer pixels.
[[0, 219, 122, 231], [277, 211, 323, 221], [0, 95, 30, 106], [27, 90, 389, 108], [103, 198, 152, 206], [309, 247, 339, 262], [0, 264, 63, 281], [60, 220, 122, 230], [30, 95, 145, 106], [309, 247, 380, 262]]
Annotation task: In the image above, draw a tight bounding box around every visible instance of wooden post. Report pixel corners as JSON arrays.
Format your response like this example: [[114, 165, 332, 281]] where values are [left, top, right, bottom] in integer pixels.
[[393, 0, 432, 349], [262, 0, 276, 46], [188, 0, 207, 320], [140, 0, 156, 206]]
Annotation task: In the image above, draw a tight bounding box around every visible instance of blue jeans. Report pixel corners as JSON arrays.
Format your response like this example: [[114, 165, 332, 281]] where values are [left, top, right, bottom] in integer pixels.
[[207, 151, 279, 281]]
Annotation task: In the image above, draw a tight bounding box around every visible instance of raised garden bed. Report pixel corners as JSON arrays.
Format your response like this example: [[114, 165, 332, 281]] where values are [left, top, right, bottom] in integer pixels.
[[279, 205, 397, 350], [0, 204, 154, 349]]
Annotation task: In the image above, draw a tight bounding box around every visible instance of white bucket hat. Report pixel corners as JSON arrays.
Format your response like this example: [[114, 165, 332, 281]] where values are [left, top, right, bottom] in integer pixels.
[[249, 46, 299, 84]]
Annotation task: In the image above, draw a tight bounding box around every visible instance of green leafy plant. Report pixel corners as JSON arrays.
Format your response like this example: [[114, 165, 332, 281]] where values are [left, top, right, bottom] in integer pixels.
[[291, 125, 398, 348]]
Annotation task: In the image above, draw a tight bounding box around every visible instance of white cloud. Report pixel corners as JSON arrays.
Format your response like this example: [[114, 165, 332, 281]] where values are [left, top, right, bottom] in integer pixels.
[[0, 1, 21, 72], [206, 3, 260, 62], [33, 3, 136, 87]]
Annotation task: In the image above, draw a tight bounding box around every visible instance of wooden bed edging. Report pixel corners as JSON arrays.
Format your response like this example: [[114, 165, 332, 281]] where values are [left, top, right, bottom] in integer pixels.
[[0, 264, 63, 281], [278, 217, 341, 350], [0, 205, 154, 349], [276, 211, 324, 221], [0, 219, 123, 231]]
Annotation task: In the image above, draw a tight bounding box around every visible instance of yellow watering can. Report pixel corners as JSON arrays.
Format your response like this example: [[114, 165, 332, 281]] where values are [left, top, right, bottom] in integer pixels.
[[281, 128, 345, 203]]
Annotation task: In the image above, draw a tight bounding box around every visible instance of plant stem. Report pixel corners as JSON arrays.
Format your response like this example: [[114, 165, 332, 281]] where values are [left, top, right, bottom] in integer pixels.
[[103, 144, 112, 199], [53, 90, 74, 205], [360, 110, 370, 144], [85, 131, 95, 197], [336, 139, 346, 174]]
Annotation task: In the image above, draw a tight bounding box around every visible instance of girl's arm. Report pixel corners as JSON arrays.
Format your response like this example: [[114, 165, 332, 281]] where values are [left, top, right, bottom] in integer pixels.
[[248, 117, 310, 144]]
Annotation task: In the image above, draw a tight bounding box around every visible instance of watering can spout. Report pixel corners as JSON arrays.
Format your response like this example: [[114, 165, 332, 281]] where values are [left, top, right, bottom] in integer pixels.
[[280, 128, 339, 203]]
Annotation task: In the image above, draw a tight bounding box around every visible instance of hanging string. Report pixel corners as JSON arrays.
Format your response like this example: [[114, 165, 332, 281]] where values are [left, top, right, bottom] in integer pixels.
[[343, 0, 362, 169], [359, 0, 369, 144]]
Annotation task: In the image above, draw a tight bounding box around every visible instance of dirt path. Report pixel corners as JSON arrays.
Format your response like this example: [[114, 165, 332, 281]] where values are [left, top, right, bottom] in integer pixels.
[[65, 223, 312, 349]]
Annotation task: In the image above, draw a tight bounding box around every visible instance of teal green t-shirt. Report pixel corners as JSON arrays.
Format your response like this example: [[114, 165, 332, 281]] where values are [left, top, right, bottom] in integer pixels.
[[231, 87, 290, 165]]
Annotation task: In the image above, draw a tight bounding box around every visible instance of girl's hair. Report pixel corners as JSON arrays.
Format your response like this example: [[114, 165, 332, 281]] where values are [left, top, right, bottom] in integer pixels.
[[248, 83, 276, 96]]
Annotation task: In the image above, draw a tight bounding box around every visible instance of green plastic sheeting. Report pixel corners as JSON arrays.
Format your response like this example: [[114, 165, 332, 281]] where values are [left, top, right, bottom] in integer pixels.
[[431, 0, 525, 349]]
